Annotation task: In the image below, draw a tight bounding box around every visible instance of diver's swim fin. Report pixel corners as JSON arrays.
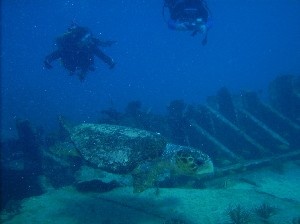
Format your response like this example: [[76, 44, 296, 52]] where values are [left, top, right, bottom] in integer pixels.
[[202, 33, 208, 45], [191, 30, 198, 36]]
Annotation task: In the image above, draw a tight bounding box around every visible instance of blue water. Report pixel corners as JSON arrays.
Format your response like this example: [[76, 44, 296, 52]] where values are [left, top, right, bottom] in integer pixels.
[[2, 0, 300, 136]]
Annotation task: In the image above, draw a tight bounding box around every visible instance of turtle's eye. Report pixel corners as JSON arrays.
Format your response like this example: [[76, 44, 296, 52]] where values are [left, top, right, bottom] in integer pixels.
[[187, 156, 194, 163]]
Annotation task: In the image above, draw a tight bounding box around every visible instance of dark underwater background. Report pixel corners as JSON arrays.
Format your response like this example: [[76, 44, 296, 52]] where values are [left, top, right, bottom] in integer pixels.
[[1, 1, 300, 223], [2, 0, 300, 137]]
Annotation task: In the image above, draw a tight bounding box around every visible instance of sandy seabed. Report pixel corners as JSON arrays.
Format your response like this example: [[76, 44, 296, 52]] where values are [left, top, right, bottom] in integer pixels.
[[1, 163, 300, 224]]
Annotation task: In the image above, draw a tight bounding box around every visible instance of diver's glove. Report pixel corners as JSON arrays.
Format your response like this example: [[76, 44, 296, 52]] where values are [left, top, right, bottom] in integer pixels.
[[44, 59, 53, 69], [199, 24, 207, 34], [191, 22, 208, 38], [109, 60, 116, 69]]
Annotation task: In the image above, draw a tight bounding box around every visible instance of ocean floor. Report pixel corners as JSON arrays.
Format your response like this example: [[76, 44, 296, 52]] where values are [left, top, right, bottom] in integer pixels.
[[1, 162, 300, 224]]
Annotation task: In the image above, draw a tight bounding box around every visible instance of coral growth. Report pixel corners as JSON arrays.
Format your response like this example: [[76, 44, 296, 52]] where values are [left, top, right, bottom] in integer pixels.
[[292, 217, 300, 224], [163, 217, 188, 224], [254, 202, 277, 220], [226, 204, 251, 224]]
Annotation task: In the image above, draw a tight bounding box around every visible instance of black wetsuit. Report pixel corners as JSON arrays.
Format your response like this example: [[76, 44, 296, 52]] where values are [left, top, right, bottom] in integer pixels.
[[45, 26, 115, 80], [169, 0, 208, 22]]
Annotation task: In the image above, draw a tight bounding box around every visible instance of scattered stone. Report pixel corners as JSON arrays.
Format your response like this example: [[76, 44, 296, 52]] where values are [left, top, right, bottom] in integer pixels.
[[75, 179, 120, 193]]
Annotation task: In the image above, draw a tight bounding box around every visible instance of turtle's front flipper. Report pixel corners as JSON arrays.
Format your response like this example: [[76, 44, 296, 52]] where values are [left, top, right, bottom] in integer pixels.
[[132, 160, 170, 193]]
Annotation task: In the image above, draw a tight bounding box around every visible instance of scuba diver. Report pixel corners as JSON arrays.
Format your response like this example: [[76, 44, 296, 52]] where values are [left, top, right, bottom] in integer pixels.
[[44, 24, 116, 81], [163, 0, 212, 45]]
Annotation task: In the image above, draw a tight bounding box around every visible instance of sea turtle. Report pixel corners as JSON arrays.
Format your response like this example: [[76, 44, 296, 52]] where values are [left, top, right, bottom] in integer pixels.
[[59, 119, 214, 192]]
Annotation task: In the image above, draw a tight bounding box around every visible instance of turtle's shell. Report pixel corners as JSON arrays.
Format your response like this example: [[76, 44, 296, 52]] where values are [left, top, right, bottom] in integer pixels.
[[70, 123, 166, 174]]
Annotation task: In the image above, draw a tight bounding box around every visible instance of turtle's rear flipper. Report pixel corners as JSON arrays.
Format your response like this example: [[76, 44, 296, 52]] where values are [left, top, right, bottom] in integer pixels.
[[58, 115, 74, 140]]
